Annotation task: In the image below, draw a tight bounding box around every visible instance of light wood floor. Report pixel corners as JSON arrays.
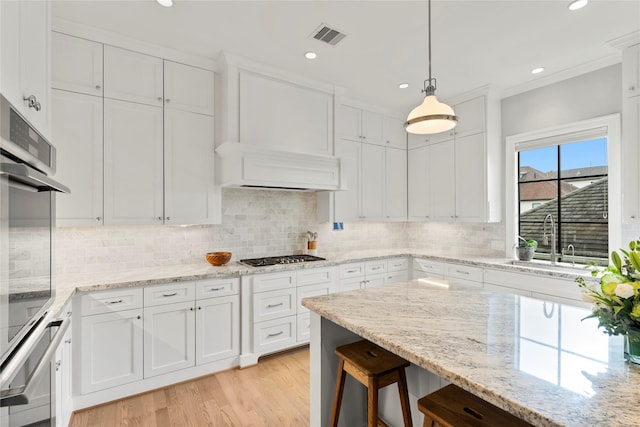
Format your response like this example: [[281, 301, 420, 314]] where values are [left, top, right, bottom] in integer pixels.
[[69, 347, 310, 427]]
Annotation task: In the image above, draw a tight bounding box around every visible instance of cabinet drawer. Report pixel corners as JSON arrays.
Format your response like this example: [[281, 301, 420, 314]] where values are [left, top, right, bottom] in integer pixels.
[[366, 260, 387, 275], [484, 268, 581, 302], [338, 277, 364, 292], [297, 313, 311, 342], [79, 288, 143, 316], [253, 288, 296, 323], [195, 277, 239, 299], [297, 267, 334, 286], [251, 271, 296, 293], [386, 271, 409, 284], [144, 282, 195, 307], [387, 257, 409, 272], [339, 262, 365, 279], [413, 259, 445, 278], [253, 316, 297, 354], [297, 283, 332, 314], [445, 264, 483, 283]]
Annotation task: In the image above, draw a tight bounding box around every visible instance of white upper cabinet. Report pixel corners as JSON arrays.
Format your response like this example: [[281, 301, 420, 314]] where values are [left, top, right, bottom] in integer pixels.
[[104, 45, 164, 106], [453, 96, 486, 138], [164, 60, 214, 115], [164, 109, 217, 224], [1, 0, 51, 138], [429, 140, 456, 220], [408, 145, 430, 220], [103, 99, 164, 225], [238, 70, 332, 155], [334, 139, 361, 222], [52, 89, 104, 226], [336, 104, 384, 146], [385, 147, 407, 220], [454, 133, 486, 222], [623, 44, 640, 99], [361, 143, 385, 219], [52, 32, 103, 96], [383, 116, 407, 149]]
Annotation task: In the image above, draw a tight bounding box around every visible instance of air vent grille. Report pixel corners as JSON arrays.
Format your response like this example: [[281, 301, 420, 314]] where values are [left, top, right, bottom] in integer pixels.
[[311, 24, 346, 46]]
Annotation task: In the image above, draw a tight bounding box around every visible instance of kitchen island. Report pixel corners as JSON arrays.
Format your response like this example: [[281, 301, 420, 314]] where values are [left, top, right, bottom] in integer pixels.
[[302, 279, 637, 427]]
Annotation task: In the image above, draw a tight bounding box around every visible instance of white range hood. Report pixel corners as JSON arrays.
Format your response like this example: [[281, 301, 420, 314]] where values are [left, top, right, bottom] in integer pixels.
[[216, 142, 344, 191]]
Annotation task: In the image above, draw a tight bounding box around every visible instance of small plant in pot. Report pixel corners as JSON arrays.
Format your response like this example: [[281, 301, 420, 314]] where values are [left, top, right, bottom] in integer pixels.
[[515, 237, 538, 261]]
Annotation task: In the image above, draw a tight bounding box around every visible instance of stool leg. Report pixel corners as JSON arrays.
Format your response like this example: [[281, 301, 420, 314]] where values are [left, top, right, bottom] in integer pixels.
[[397, 369, 413, 427], [422, 416, 435, 427], [330, 359, 347, 427], [368, 376, 379, 427]]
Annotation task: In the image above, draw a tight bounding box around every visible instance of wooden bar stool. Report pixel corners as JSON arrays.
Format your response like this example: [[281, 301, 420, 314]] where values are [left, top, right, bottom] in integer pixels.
[[330, 340, 413, 427], [417, 384, 534, 427]]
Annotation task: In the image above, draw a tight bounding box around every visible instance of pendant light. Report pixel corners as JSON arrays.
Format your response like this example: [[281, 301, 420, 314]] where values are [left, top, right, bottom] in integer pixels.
[[405, 0, 458, 135]]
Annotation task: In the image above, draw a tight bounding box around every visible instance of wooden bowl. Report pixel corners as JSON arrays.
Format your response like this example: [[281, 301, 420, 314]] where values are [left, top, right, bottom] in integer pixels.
[[206, 251, 232, 266]]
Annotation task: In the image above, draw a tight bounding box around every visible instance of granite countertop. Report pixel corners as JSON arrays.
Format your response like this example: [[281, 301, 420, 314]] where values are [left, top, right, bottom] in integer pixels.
[[49, 249, 593, 319], [302, 280, 635, 427]]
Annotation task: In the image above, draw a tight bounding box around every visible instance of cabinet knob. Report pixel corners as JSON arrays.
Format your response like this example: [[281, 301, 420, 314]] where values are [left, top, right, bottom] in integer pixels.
[[165, 98, 171, 103], [95, 85, 101, 90], [137, 315, 141, 320], [65, 339, 72, 344], [362, 135, 366, 139], [631, 86, 637, 91], [190, 307, 194, 311], [157, 97, 163, 102], [166, 216, 171, 221], [158, 216, 163, 221], [23, 95, 41, 111], [631, 215, 637, 219], [96, 217, 101, 221]]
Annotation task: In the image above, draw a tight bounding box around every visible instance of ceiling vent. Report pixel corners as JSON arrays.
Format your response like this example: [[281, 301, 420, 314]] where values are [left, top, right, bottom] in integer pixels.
[[311, 23, 346, 46]]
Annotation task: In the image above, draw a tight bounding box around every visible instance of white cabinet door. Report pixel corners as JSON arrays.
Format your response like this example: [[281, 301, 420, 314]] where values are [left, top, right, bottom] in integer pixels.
[[164, 110, 216, 224], [336, 104, 361, 141], [143, 301, 195, 378], [361, 143, 385, 219], [334, 138, 361, 221], [52, 90, 103, 226], [429, 140, 455, 221], [623, 44, 640, 99], [104, 99, 164, 225], [361, 110, 384, 146], [164, 61, 214, 115], [52, 32, 103, 96], [453, 96, 485, 138], [196, 295, 240, 365], [455, 133, 486, 222], [385, 147, 407, 220], [79, 309, 143, 394], [408, 145, 430, 220], [55, 317, 73, 427], [383, 116, 407, 149], [0, 0, 51, 138], [104, 45, 163, 106], [623, 96, 640, 222]]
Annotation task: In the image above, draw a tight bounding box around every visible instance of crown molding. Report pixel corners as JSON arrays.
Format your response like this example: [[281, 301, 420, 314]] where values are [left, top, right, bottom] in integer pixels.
[[608, 30, 640, 50]]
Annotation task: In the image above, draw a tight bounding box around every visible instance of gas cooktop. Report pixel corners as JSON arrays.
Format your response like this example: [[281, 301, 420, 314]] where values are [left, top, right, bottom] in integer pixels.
[[239, 255, 326, 267]]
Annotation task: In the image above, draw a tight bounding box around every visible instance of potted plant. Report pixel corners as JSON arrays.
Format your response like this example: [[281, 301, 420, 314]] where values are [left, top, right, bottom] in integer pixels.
[[515, 237, 537, 261]]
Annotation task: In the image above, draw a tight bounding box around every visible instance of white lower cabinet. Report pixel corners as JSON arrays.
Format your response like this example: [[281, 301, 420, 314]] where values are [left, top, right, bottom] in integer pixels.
[[443, 263, 484, 288], [412, 258, 445, 280], [143, 301, 195, 378], [337, 258, 409, 291], [75, 277, 240, 404]]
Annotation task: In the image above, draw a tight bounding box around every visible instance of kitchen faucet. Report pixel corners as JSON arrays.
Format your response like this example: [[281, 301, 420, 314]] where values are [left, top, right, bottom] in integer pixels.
[[543, 214, 557, 265]]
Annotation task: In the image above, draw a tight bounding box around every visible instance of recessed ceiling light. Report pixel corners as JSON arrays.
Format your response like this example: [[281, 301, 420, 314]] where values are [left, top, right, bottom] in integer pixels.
[[157, 0, 173, 7], [305, 51, 317, 60], [399, 83, 409, 89], [568, 0, 588, 11], [531, 67, 545, 75]]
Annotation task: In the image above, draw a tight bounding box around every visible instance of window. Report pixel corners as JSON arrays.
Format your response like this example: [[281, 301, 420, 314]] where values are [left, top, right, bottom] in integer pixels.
[[518, 137, 608, 264], [505, 114, 621, 266]]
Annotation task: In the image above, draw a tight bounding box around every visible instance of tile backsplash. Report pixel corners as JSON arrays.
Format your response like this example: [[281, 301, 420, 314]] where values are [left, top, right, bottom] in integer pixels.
[[55, 188, 504, 275]]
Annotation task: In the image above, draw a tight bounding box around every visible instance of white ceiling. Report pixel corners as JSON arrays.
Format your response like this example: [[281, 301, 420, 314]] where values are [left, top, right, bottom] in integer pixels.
[[52, 0, 640, 115]]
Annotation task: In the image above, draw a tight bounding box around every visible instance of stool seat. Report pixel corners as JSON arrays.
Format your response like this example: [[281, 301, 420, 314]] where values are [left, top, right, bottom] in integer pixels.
[[418, 384, 534, 427], [331, 340, 413, 427]]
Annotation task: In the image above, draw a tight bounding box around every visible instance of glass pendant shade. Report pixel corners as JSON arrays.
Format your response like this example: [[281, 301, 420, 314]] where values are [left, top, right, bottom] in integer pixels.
[[405, 94, 458, 134]]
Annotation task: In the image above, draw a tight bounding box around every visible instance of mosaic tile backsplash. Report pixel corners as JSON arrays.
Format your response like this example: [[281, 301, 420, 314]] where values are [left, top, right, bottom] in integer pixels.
[[54, 188, 504, 274]]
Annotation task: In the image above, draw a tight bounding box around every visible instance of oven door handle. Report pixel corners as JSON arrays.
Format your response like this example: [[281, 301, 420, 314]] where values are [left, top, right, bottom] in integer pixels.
[[0, 163, 70, 193], [0, 318, 70, 407]]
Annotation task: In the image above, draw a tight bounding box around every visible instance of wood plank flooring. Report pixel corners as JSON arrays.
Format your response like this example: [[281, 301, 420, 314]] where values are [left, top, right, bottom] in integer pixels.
[[69, 347, 310, 427]]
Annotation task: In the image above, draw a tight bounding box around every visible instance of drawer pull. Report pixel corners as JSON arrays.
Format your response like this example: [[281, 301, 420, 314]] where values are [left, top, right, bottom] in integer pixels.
[[208, 287, 225, 291], [456, 270, 470, 275], [346, 269, 359, 274], [393, 263, 403, 267], [107, 299, 123, 305], [162, 292, 178, 297], [267, 302, 284, 308], [371, 266, 382, 270], [267, 331, 284, 338]]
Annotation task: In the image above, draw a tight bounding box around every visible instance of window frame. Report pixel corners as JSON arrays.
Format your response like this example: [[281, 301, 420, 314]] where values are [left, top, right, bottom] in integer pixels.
[[505, 114, 621, 260]]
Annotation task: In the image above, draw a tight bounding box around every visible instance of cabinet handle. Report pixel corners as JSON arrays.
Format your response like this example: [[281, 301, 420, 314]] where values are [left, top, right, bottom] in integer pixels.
[[64, 339, 72, 344], [166, 216, 171, 221], [158, 216, 163, 221], [267, 331, 284, 338], [190, 307, 194, 311], [23, 95, 42, 111], [371, 266, 381, 270], [630, 86, 637, 91], [455, 270, 470, 275], [631, 215, 637, 219], [157, 97, 163, 102], [346, 269, 359, 274], [393, 263, 403, 267], [107, 299, 123, 304], [137, 315, 141, 320], [165, 98, 171, 103], [267, 302, 284, 308], [209, 287, 225, 291], [162, 292, 178, 297], [55, 360, 61, 372], [198, 306, 202, 310], [95, 85, 101, 90]]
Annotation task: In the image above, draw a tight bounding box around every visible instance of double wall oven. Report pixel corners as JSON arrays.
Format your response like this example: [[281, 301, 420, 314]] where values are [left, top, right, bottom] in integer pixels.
[[0, 94, 70, 426]]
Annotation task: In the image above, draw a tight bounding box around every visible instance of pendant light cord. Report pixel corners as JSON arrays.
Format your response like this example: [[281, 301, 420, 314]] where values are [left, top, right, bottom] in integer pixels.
[[428, 0, 432, 83], [424, 0, 436, 96]]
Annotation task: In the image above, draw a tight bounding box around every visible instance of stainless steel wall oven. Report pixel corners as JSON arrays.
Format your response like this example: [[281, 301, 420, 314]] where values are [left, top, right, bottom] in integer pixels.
[[0, 94, 70, 426]]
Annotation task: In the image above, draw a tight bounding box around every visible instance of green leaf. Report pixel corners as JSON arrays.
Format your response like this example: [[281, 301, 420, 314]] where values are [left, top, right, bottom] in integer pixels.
[[612, 251, 622, 272], [630, 251, 640, 272]]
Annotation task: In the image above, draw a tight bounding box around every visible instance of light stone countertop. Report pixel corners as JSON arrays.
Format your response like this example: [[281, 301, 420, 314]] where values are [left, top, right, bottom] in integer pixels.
[[49, 249, 593, 319], [302, 280, 633, 427]]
